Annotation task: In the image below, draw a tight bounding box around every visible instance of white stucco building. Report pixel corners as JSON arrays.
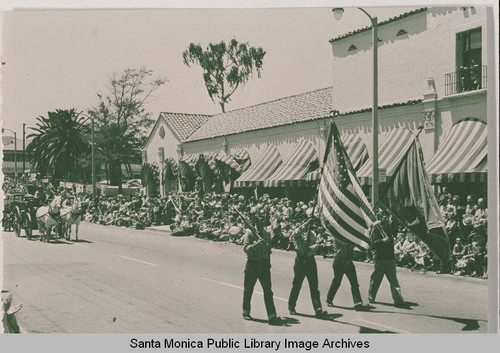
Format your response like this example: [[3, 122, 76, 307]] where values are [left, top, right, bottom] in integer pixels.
[[144, 7, 489, 196]]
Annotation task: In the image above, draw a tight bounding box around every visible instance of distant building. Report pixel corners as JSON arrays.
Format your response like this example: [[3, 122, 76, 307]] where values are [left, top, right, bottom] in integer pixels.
[[2, 135, 31, 176]]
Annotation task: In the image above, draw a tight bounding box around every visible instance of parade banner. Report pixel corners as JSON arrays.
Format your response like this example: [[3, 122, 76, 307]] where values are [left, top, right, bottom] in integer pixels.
[[379, 137, 451, 263]]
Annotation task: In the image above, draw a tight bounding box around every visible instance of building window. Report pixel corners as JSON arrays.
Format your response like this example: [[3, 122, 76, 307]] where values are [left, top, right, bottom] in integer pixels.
[[396, 29, 408, 36], [348, 44, 357, 51], [456, 27, 482, 92]]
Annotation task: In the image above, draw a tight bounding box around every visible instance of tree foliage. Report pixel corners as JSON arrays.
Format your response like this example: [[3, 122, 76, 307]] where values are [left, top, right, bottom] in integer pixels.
[[88, 68, 167, 187], [182, 39, 266, 112], [27, 109, 89, 181]]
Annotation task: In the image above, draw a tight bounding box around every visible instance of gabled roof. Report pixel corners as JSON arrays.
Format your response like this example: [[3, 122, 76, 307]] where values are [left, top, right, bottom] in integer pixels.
[[144, 112, 212, 148], [161, 112, 212, 142], [329, 8, 427, 43], [186, 87, 333, 142]]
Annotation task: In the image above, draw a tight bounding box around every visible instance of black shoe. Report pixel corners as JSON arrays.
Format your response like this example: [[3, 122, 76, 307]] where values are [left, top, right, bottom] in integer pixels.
[[289, 308, 297, 315], [326, 301, 334, 307], [268, 316, 282, 325], [355, 304, 370, 312], [242, 312, 252, 320], [315, 309, 328, 318], [394, 302, 408, 308]]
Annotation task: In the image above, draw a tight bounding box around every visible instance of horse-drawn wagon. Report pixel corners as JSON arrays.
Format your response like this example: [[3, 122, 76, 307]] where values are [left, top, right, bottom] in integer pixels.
[[3, 193, 38, 240]]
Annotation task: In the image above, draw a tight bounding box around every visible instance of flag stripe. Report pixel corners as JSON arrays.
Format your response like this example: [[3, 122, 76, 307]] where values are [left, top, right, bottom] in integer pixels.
[[318, 122, 374, 250], [320, 179, 369, 237], [320, 204, 370, 249], [322, 169, 367, 228]]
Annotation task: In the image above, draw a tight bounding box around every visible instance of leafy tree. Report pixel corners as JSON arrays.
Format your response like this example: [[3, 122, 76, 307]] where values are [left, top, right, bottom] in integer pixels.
[[182, 39, 266, 112], [27, 109, 89, 181], [88, 68, 166, 189]]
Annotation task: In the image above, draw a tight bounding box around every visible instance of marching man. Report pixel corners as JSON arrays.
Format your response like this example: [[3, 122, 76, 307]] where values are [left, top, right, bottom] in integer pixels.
[[288, 216, 328, 318], [241, 213, 281, 325]]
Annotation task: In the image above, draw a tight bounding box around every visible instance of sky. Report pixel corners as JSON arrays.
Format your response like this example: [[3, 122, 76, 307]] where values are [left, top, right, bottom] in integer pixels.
[[0, 5, 420, 138]]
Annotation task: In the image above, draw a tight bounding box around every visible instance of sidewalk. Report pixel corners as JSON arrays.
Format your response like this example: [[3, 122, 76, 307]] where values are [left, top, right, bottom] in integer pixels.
[[145, 225, 172, 233]]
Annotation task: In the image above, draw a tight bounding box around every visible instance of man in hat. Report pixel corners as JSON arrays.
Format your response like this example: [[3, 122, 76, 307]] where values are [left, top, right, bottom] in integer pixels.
[[288, 217, 328, 318], [242, 215, 281, 325]]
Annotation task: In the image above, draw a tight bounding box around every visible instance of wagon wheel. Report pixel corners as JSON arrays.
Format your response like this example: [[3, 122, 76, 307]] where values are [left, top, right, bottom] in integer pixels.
[[14, 206, 22, 237], [25, 213, 33, 240]]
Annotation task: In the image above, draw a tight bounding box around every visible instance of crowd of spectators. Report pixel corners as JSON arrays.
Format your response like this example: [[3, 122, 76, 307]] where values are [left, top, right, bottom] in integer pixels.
[[81, 192, 337, 257], [1, 177, 28, 195], [2, 176, 488, 278], [381, 188, 488, 278], [439, 188, 488, 278]]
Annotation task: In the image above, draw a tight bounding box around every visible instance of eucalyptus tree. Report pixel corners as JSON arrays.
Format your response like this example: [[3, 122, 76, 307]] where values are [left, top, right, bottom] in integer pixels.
[[182, 39, 266, 112]]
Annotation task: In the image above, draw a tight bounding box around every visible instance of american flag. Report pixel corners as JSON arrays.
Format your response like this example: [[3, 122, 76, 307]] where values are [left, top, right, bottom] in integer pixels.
[[318, 122, 376, 250]]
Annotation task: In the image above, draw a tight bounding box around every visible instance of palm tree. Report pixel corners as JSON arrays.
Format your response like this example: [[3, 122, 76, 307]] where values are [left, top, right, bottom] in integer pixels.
[[27, 109, 90, 181]]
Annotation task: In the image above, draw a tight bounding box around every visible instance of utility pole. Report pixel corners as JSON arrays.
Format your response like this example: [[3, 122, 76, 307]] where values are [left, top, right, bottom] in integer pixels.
[[23, 123, 26, 174]]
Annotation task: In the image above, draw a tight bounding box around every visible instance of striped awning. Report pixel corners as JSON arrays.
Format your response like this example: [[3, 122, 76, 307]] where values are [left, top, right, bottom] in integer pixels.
[[264, 139, 318, 187], [306, 134, 368, 182], [180, 154, 199, 168], [233, 145, 282, 188], [357, 127, 415, 185], [342, 134, 369, 171], [232, 149, 251, 172], [426, 118, 487, 183], [217, 152, 242, 172]]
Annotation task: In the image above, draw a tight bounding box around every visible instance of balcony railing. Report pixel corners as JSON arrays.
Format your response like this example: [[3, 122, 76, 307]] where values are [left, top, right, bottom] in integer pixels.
[[445, 65, 487, 96]]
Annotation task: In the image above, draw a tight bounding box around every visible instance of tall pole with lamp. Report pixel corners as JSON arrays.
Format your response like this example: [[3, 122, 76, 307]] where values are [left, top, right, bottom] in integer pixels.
[[22, 123, 26, 174], [77, 112, 96, 203], [333, 7, 379, 207]]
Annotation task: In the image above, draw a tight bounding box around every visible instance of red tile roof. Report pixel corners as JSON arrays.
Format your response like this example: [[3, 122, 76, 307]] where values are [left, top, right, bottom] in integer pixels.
[[186, 87, 333, 142], [160, 112, 212, 142]]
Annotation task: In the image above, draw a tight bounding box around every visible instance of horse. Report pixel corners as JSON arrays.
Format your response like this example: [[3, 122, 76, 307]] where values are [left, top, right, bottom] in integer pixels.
[[36, 196, 62, 243], [60, 198, 83, 241]]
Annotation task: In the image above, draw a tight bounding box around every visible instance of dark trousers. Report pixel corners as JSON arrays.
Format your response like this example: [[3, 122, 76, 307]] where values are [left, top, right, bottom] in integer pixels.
[[327, 257, 362, 306], [368, 259, 404, 305], [288, 256, 322, 312], [243, 258, 277, 319]]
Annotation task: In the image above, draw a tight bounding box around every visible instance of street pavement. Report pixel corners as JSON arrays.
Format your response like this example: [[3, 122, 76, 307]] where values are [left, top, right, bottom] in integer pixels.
[[1, 222, 488, 333]]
